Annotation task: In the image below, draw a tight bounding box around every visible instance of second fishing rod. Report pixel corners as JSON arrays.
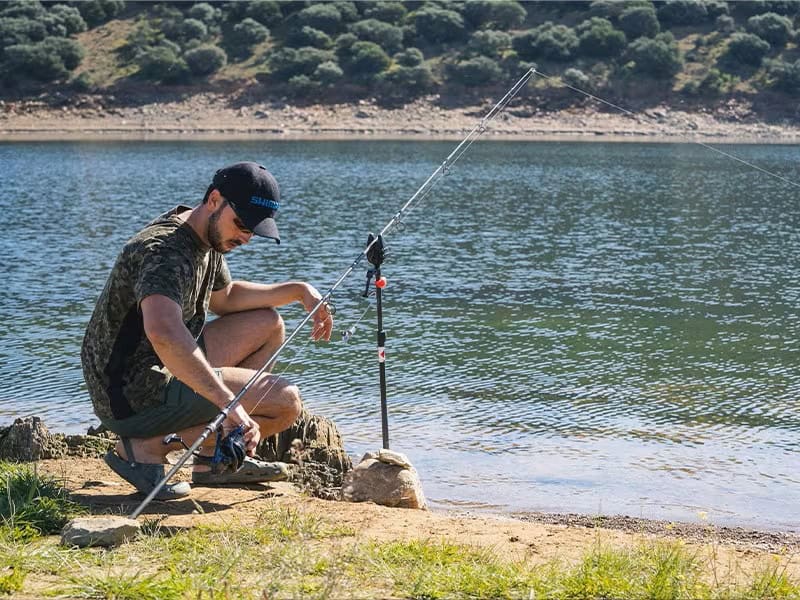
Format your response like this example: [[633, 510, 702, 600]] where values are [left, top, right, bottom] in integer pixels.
[[130, 67, 535, 519]]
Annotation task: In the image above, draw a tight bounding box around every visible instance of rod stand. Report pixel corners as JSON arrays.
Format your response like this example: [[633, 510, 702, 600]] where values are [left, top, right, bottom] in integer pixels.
[[365, 233, 390, 450]]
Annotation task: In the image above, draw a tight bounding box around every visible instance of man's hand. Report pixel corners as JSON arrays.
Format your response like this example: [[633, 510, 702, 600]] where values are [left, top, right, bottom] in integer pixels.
[[301, 283, 334, 342], [229, 404, 261, 456]]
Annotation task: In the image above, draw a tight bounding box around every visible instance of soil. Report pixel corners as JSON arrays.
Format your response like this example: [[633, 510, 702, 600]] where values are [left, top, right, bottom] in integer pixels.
[[36, 457, 800, 579], [1, 92, 798, 143]]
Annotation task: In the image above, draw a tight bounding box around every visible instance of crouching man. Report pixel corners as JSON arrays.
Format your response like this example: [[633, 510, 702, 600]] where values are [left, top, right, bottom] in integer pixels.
[[81, 162, 332, 499]]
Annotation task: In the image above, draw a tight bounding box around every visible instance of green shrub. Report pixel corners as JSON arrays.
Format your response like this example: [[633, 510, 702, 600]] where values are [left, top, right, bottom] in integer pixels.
[[296, 4, 343, 34], [716, 14, 736, 32], [723, 32, 771, 66], [313, 59, 343, 85], [342, 40, 390, 80], [0, 462, 84, 535], [226, 17, 269, 56], [563, 67, 591, 89], [448, 55, 502, 86], [187, 2, 220, 25], [42, 36, 83, 70], [77, 0, 124, 28], [184, 44, 226, 76], [394, 47, 424, 67], [577, 17, 626, 58], [626, 32, 683, 77], [411, 7, 466, 44], [467, 30, 511, 58], [658, 0, 710, 25], [705, 0, 731, 18], [378, 64, 435, 96], [3, 42, 66, 80], [512, 22, 578, 62], [287, 73, 317, 95], [178, 18, 208, 44], [269, 46, 334, 80], [331, 1, 358, 23], [0, 17, 47, 53], [618, 5, 660, 39], [136, 45, 189, 82], [462, 0, 527, 29], [349, 18, 403, 53], [699, 67, 739, 93], [43, 5, 87, 37], [1, 0, 46, 20], [746, 12, 794, 46], [767, 57, 800, 91], [246, 0, 281, 27], [363, 2, 407, 24], [286, 25, 333, 49]]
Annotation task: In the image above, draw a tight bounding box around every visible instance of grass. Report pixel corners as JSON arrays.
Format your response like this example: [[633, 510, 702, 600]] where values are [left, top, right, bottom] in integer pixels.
[[0, 465, 796, 599], [0, 461, 85, 537]]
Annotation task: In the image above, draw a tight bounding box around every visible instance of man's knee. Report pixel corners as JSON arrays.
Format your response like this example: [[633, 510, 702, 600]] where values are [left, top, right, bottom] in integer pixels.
[[280, 383, 303, 422], [256, 307, 284, 341]]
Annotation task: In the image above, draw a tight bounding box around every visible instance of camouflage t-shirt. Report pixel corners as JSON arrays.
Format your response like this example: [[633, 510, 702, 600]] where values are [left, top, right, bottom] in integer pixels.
[[81, 205, 231, 422]]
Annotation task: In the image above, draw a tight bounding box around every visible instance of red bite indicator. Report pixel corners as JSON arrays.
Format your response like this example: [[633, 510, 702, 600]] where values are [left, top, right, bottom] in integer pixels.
[[376, 276, 387, 289]]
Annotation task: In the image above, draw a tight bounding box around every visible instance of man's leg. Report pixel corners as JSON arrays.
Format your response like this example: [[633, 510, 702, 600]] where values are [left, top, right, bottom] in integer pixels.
[[115, 308, 301, 463]]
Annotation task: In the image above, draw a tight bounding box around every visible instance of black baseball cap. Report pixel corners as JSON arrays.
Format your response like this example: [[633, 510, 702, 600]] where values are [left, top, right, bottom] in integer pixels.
[[212, 162, 281, 244]]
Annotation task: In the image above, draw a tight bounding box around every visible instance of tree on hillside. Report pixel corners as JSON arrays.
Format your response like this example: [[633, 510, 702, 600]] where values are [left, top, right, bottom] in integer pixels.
[[349, 19, 404, 54], [721, 32, 771, 67], [411, 6, 466, 44], [363, 2, 407, 24], [467, 30, 511, 58], [618, 5, 660, 39], [184, 44, 227, 77], [746, 12, 794, 47], [657, 0, 710, 26], [462, 1, 527, 30], [513, 22, 578, 62], [577, 17, 626, 58], [626, 32, 682, 78]]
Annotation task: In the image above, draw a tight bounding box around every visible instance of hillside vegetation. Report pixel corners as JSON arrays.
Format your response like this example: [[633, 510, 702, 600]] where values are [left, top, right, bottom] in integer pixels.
[[1, 0, 799, 111]]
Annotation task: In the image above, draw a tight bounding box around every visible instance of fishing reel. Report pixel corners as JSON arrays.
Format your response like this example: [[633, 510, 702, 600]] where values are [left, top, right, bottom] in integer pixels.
[[163, 424, 246, 475]]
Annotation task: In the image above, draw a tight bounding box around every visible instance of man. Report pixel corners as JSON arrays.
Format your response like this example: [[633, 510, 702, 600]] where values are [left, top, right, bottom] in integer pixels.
[[81, 161, 332, 499]]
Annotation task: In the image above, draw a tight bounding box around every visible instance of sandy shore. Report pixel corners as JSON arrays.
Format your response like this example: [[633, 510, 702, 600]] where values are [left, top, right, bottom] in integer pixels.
[[2, 93, 799, 143], [32, 456, 800, 582]]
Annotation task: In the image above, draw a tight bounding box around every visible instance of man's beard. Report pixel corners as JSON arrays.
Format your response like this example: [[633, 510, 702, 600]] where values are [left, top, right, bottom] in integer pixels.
[[207, 206, 236, 253]]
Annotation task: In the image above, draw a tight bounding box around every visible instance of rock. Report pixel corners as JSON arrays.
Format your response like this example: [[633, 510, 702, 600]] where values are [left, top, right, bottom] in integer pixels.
[[342, 452, 427, 510], [377, 449, 413, 469], [257, 409, 352, 499], [254, 110, 269, 119], [61, 516, 141, 548], [0, 417, 67, 461], [355, 109, 372, 119]]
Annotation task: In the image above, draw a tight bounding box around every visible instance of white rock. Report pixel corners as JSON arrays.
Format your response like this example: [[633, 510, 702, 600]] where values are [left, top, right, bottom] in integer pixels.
[[342, 453, 426, 510], [377, 449, 413, 469], [61, 516, 141, 547]]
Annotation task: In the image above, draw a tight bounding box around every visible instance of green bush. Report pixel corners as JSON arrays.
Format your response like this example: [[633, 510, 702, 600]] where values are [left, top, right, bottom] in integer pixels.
[[705, 0, 731, 18], [226, 17, 269, 57], [577, 17, 626, 58], [42, 36, 83, 70], [618, 5, 660, 39], [364, 2, 407, 24], [178, 18, 208, 44], [746, 12, 794, 46], [716, 14, 736, 33], [187, 3, 220, 25], [512, 22, 578, 62], [563, 67, 591, 90], [2, 36, 83, 80], [1, 0, 45, 20], [462, 0, 527, 29], [626, 32, 683, 78], [77, 0, 124, 28], [767, 57, 800, 91], [43, 5, 87, 37], [699, 67, 739, 94], [136, 45, 189, 82], [349, 18, 403, 54], [394, 47, 424, 67], [378, 63, 435, 96], [411, 7, 466, 44], [723, 32, 771, 66], [246, 0, 281, 27], [342, 40, 390, 80], [184, 44, 226, 76], [658, 0, 710, 26], [448, 55, 502, 86], [269, 46, 334, 80], [286, 25, 333, 49], [467, 30, 511, 58], [287, 73, 317, 95], [296, 4, 343, 34], [0, 17, 47, 53], [331, 1, 358, 23], [313, 59, 343, 85]]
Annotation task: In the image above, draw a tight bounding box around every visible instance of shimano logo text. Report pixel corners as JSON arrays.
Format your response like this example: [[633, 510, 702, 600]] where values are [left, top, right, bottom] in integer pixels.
[[250, 196, 280, 210]]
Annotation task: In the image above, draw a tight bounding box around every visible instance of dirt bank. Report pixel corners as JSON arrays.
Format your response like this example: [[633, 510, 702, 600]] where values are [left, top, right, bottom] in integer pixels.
[[2, 93, 799, 143], [34, 456, 800, 581]]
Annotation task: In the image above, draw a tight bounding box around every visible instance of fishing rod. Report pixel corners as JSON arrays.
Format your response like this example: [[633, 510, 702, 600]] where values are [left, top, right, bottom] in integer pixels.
[[129, 67, 536, 519]]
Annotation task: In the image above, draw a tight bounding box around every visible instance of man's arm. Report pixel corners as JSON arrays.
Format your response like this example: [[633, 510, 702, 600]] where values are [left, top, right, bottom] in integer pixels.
[[210, 281, 333, 341]]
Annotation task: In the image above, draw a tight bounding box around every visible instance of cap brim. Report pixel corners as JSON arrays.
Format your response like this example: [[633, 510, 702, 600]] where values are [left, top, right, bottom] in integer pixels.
[[252, 217, 280, 244]]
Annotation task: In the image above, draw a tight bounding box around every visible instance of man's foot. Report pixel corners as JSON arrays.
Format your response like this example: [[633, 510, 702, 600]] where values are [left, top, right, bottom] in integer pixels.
[[191, 456, 289, 485], [104, 449, 191, 500]]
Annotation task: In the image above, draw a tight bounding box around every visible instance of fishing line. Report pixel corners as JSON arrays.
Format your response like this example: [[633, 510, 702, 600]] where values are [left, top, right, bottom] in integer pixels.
[[532, 69, 800, 190], [128, 68, 537, 519]]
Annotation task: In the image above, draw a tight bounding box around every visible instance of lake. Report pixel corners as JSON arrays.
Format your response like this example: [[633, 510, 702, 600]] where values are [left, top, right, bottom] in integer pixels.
[[0, 139, 798, 530]]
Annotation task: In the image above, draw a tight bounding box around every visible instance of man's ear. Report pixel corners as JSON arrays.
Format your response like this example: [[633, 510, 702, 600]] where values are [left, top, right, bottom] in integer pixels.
[[207, 188, 224, 210]]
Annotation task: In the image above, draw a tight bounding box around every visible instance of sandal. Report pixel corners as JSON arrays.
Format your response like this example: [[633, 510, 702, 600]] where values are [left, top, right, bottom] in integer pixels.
[[191, 455, 289, 485], [103, 438, 191, 500]]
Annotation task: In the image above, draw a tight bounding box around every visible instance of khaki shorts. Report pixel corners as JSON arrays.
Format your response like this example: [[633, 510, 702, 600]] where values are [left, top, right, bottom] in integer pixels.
[[99, 336, 221, 438]]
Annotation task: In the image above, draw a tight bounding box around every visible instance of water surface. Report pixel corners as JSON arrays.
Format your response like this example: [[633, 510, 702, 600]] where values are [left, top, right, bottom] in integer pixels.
[[1, 140, 798, 529]]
